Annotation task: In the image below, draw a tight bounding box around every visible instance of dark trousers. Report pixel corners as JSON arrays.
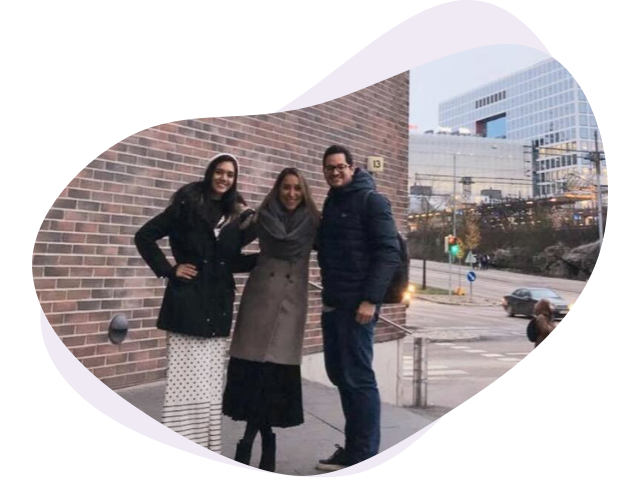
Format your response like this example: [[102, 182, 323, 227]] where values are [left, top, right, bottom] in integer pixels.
[[321, 307, 380, 465]]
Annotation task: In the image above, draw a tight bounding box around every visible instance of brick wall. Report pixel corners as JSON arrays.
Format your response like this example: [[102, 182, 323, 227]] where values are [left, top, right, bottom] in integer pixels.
[[33, 73, 410, 389]]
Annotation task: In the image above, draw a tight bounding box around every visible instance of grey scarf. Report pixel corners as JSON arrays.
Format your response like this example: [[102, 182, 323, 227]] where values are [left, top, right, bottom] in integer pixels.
[[258, 196, 316, 261]]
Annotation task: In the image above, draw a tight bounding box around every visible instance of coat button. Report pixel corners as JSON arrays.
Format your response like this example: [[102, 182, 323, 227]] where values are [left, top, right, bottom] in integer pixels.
[[270, 272, 274, 277], [204, 260, 208, 264], [286, 274, 291, 279], [206, 318, 210, 322], [220, 261, 225, 266]]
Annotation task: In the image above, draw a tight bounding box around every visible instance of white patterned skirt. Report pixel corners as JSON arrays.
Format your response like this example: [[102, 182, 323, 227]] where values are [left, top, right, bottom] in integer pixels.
[[162, 332, 227, 453]]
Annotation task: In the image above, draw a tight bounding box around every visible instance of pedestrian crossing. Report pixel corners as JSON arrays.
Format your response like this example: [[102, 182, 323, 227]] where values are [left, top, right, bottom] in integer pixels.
[[402, 342, 528, 380]]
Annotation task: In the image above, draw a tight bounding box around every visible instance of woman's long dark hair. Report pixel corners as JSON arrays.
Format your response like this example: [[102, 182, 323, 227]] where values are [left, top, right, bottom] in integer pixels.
[[170, 153, 244, 228]]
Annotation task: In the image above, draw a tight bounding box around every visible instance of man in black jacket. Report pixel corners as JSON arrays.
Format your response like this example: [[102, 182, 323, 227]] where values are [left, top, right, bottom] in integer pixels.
[[315, 145, 401, 471]]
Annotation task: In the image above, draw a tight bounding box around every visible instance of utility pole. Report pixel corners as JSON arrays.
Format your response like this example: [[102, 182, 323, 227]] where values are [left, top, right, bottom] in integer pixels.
[[448, 153, 457, 297], [593, 131, 604, 246]]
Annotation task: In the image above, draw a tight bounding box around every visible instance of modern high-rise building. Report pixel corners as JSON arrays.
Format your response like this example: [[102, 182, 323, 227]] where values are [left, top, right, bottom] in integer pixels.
[[438, 58, 606, 199]]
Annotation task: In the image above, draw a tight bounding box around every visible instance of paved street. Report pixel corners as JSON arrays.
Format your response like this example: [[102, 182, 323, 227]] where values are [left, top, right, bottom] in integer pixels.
[[401, 261, 586, 412]]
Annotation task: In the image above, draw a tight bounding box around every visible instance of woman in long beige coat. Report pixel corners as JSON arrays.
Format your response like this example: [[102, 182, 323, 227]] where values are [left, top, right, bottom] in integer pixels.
[[223, 167, 320, 472]]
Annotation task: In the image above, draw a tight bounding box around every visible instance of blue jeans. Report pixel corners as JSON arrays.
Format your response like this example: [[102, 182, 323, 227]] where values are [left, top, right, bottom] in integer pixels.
[[321, 307, 380, 465]]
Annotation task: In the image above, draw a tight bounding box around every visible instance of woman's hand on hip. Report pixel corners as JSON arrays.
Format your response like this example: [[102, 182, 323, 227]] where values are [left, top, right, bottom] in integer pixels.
[[175, 263, 198, 280]]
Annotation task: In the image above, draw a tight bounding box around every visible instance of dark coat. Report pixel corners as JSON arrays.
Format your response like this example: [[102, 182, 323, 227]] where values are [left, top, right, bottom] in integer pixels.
[[316, 168, 400, 310], [134, 194, 252, 338]]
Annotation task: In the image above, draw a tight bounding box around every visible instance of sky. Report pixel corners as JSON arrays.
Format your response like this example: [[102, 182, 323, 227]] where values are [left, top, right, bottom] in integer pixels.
[[410, 44, 551, 133]]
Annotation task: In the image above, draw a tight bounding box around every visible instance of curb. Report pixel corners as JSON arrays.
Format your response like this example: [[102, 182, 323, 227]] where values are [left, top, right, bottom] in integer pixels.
[[415, 294, 501, 307]]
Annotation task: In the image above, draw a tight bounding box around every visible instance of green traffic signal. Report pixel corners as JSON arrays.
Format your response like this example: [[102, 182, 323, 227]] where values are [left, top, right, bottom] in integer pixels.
[[450, 244, 460, 256]]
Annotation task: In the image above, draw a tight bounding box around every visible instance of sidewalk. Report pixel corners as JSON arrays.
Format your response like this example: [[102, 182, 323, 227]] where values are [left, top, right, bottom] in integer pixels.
[[117, 379, 439, 476]]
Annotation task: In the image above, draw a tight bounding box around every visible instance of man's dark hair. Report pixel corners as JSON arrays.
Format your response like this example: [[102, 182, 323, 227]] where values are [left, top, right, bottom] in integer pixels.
[[323, 145, 354, 167]]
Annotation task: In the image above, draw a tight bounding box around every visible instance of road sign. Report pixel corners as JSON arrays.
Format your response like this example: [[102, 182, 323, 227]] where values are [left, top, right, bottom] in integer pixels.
[[467, 271, 477, 282], [465, 251, 476, 264]]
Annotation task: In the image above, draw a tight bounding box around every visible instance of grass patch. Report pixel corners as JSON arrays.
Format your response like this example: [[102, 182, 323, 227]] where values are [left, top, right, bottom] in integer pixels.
[[411, 283, 450, 295]]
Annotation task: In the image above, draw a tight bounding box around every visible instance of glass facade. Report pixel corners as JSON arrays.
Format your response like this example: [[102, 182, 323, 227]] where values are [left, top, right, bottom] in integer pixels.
[[409, 133, 532, 213], [437, 58, 605, 198]]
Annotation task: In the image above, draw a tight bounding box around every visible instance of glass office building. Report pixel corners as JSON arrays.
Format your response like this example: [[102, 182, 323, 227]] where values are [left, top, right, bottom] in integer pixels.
[[438, 58, 605, 198], [409, 132, 532, 214]]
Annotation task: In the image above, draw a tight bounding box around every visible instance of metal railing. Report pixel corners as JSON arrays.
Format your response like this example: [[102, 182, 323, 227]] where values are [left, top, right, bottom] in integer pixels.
[[308, 281, 413, 335]]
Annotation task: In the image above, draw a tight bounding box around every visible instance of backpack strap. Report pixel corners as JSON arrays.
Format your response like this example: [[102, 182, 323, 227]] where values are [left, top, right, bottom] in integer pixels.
[[362, 189, 375, 219]]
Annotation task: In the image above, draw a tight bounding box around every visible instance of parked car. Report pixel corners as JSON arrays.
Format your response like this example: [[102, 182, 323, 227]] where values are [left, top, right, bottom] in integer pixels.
[[501, 287, 571, 319]]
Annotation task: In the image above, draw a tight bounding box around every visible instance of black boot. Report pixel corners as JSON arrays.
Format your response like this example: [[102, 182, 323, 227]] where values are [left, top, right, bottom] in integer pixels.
[[258, 432, 276, 472], [234, 439, 253, 465]]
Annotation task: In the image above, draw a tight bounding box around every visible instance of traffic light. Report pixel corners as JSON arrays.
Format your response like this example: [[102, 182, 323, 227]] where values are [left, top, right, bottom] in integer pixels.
[[447, 235, 460, 256]]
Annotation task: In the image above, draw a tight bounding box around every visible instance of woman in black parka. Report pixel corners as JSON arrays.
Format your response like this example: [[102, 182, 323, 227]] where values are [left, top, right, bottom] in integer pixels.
[[135, 153, 254, 453]]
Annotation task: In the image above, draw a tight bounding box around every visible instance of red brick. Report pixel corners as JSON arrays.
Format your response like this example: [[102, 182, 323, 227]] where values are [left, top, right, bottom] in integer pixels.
[[76, 323, 101, 334], [58, 256, 83, 266], [106, 353, 128, 365], [84, 256, 107, 266], [35, 278, 56, 290], [115, 363, 137, 375], [120, 341, 141, 352], [71, 345, 97, 358], [47, 244, 73, 254], [140, 339, 159, 349], [77, 300, 101, 311], [89, 311, 111, 322], [44, 267, 70, 277], [127, 350, 150, 361], [106, 256, 128, 267], [33, 243, 47, 254], [81, 279, 104, 288], [97, 344, 120, 355], [82, 356, 106, 368], [64, 312, 90, 324], [84, 333, 109, 345], [93, 366, 117, 377], [100, 300, 122, 310], [61, 233, 86, 243], [53, 301, 78, 313], [135, 360, 159, 371], [129, 329, 150, 340], [41, 314, 64, 326], [91, 267, 116, 277], [40, 290, 67, 302], [56, 278, 82, 289], [49, 221, 76, 232], [62, 336, 86, 347], [33, 255, 58, 266], [76, 222, 99, 233], [149, 348, 166, 359], [98, 224, 120, 235], [53, 325, 75, 336], [97, 246, 119, 256]]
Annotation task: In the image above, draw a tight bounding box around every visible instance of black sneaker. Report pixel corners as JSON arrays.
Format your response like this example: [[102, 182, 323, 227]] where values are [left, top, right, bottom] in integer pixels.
[[316, 445, 350, 471]]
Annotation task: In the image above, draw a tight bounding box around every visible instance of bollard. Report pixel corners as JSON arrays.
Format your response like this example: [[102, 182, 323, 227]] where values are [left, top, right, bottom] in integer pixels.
[[412, 337, 428, 408]]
